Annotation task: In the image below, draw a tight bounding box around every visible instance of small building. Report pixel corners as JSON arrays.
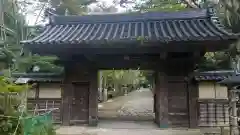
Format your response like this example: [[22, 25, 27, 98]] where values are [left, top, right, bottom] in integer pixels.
[[194, 70, 233, 127], [13, 73, 63, 123]]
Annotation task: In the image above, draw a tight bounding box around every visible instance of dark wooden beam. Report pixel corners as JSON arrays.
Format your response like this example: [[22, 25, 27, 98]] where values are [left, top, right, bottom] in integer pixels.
[[84, 54, 97, 62], [158, 71, 169, 128], [61, 83, 72, 126], [34, 83, 40, 109], [155, 67, 169, 128], [57, 53, 202, 70], [88, 68, 98, 126], [28, 39, 234, 55], [35, 83, 40, 99], [188, 80, 198, 128], [57, 54, 167, 69], [160, 52, 167, 60], [61, 65, 73, 126]]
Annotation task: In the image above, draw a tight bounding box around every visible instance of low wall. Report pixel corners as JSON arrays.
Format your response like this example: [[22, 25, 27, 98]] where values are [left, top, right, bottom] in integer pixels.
[[198, 99, 229, 127]]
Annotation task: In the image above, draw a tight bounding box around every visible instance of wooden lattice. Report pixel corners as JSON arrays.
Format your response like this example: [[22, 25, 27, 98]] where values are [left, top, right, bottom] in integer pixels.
[[27, 98, 62, 124], [198, 100, 229, 127]]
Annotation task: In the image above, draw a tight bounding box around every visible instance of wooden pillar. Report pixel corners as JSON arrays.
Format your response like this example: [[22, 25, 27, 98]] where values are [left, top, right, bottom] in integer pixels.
[[152, 74, 156, 114], [35, 83, 40, 109], [154, 94, 156, 113], [186, 59, 199, 128], [99, 71, 107, 102], [98, 71, 103, 101], [153, 71, 160, 125], [155, 71, 169, 128], [88, 69, 98, 126], [61, 83, 72, 126], [35, 83, 40, 99], [229, 89, 239, 135], [188, 80, 198, 128], [154, 72, 159, 124], [61, 65, 73, 126]]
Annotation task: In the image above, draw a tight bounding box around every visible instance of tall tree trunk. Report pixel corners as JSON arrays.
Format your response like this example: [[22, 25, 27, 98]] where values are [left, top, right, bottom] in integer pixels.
[[0, 0, 3, 26]]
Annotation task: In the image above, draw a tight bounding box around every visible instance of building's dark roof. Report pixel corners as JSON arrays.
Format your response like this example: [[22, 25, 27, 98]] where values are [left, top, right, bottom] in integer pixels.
[[219, 74, 240, 86], [194, 70, 234, 81], [21, 9, 238, 47], [12, 73, 63, 83]]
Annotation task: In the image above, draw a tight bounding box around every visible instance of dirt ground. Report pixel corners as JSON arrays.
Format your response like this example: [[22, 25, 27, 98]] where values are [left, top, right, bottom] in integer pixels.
[[57, 88, 229, 135], [56, 121, 203, 135], [98, 88, 154, 120]]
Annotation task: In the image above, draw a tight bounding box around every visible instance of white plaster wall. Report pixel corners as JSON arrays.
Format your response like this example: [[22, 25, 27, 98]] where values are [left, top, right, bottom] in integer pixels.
[[215, 84, 228, 99], [198, 82, 215, 99], [39, 83, 61, 98], [198, 82, 228, 99]]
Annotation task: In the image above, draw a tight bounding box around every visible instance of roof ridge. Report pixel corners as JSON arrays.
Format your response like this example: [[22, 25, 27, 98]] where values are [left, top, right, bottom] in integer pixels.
[[47, 17, 209, 26], [49, 9, 209, 25]]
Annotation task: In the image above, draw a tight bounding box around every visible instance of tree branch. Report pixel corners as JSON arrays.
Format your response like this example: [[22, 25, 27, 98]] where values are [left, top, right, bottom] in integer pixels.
[[221, 0, 240, 18], [182, 0, 200, 8]]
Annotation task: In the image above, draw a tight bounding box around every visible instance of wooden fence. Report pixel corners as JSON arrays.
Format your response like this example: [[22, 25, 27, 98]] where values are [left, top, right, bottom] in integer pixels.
[[198, 99, 229, 127], [27, 98, 62, 124]]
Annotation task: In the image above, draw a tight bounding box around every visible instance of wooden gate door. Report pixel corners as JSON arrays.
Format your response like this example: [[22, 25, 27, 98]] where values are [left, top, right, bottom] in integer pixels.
[[70, 82, 89, 125], [168, 81, 189, 127]]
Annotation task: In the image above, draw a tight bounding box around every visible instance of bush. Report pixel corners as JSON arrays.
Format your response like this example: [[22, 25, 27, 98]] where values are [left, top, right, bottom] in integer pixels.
[[0, 76, 56, 135]]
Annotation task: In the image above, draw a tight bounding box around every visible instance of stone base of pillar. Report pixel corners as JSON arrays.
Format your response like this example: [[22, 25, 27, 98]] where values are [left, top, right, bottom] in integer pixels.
[[89, 116, 98, 126]]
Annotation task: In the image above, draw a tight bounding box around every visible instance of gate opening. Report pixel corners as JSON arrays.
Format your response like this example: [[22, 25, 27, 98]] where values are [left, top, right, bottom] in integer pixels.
[[97, 70, 155, 122]]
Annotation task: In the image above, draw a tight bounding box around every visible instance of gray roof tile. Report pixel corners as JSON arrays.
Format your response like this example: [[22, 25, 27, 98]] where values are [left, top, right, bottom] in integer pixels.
[[21, 9, 238, 46], [194, 70, 234, 81], [12, 73, 63, 83]]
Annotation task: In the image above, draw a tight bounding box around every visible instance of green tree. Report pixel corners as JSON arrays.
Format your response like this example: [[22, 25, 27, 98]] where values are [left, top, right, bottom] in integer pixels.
[[42, 0, 97, 15], [101, 69, 143, 95], [89, 1, 118, 13], [15, 0, 99, 74], [119, 0, 237, 71], [0, 0, 29, 73], [174, 0, 240, 70], [133, 0, 188, 12]]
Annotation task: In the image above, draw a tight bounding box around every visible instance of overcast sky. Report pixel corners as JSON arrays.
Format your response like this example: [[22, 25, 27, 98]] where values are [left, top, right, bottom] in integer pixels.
[[26, 0, 130, 26]]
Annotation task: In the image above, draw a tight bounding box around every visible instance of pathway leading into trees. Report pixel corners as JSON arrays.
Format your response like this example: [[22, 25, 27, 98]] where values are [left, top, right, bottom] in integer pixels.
[[98, 88, 154, 120], [57, 88, 204, 135]]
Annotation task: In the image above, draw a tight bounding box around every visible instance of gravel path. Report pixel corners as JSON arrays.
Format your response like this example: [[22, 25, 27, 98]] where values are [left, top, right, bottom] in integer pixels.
[[98, 88, 154, 120]]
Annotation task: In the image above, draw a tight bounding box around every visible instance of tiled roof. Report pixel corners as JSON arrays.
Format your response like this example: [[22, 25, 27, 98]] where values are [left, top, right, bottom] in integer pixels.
[[21, 9, 238, 46], [12, 73, 63, 83], [194, 70, 234, 81], [195, 75, 228, 81], [219, 74, 240, 85]]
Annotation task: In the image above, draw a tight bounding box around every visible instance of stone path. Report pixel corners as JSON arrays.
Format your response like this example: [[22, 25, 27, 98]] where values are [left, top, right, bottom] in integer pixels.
[[56, 88, 221, 135], [98, 88, 154, 120], [56, 120, 229, 135], [117, 89, 154, 118], [56, 125, 202, 135]]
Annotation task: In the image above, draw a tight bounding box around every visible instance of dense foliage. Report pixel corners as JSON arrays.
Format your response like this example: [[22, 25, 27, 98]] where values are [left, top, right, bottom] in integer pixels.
[[0, 75, 27, 135], [0, 75, 56, 135], [116, 0, 240, 72], [0, 0, 90, 74]]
